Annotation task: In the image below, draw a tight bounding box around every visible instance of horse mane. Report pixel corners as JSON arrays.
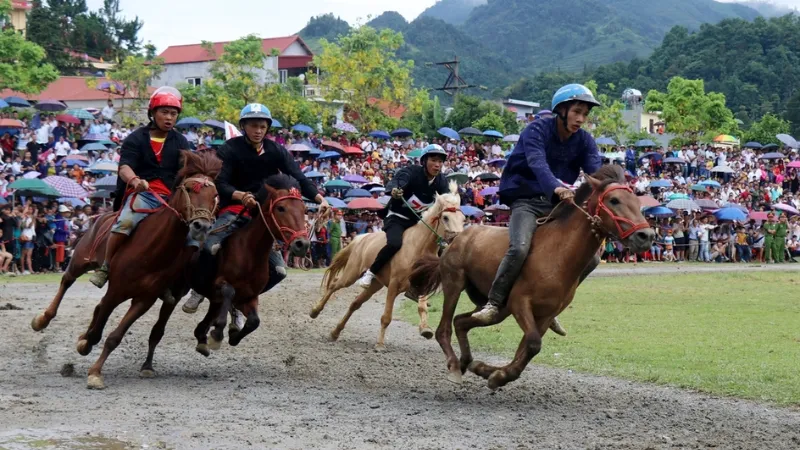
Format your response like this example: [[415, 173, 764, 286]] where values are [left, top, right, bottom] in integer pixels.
[[550, 164, 626, 223], [256, 173, 302, 203], [178, 150, 223, 180], [421, 180, 461, 222]]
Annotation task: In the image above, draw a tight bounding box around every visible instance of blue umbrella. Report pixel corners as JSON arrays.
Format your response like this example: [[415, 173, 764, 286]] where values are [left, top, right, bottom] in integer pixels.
[[483, 130, 503, 138], [317, 151, 341, 160], [639, 152, 662, 161], [644, 206, 675, 217], [369, 130, 390, 140], [344, 188, 372, 198], [59, 197, 86, 207], [93, 175, 118, 190], [271, 119, 283, 128], [636, 139, 657, 147], [744, 142, 762, 149], [80, 142, 108, 153], [308, 149, 322, 158], [390, 128, 413, 137], [664, 157, 686, 164], [699, 180, 721, 188], [713, 207, 747, 222], [65, 158, 88, 167], [596, 137, 616, 146], [34, 99, 67, 112], [204, 119, 225, 129], [324, 197, 347, 208], [292, 124, 314, 133], [4, 96, 31, 107], [0, 99, 8, 108], [460, 205, 484, 217], [648, 180, 672, 188], [438, 127, 460, 140], [176, 117, 203, 128], [305, 170, 325, 178]]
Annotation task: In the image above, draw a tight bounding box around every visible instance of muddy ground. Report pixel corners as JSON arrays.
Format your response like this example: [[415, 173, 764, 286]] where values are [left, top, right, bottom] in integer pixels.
[[1, 266, 799, 449]]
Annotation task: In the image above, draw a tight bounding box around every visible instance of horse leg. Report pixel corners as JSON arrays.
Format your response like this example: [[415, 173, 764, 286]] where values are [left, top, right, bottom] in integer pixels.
[[310, 287, 338, 319], [228, 298, 259, 347], [455, 309, 510, 382], [375, 283, 402, 351], [417, 295, 433, 339], [436, 274, 467, 384], [140, 300, 177, 378], [31, 272, 77, 331], [484, 305, 541, 391], [208, 283, 234, 350], [329, 283, 382, 342], [87, 296, 158, 390], [76, 292, 120, 356], [194, 301, 221, 357]]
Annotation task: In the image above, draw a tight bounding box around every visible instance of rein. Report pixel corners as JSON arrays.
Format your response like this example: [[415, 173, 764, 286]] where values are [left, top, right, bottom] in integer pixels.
[[255, 187, 308, 250], [401, 197, 462, 248]]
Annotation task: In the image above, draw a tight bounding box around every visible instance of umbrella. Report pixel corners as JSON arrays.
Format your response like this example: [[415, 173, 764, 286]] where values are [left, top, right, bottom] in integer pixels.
[[668, 193, 690, 200], [65, 158, 88, 167], [8, 178, 61, 197], [292, 124, 314, 134], [42, 176, 88, 198], [487, 158, 507, 167], [346, 197, 383, 210], [710, 165, 735, 173], [447, 173, 469, 184], [365, 130, 388, 140], [89, 161, 119, 172], [204, 119, 225, 129], [362, 183, 384, 192], [406, 149, 424, 159], [635, 139, 656, 147], [304, 170, 325, 178], [288, 143, 312, 152], [761, 152, 784, 160], [772, 203, 799, 215], [485, 203, 510, 212], [438, 127, 460, 140], [483, 130, 503, 139], [480, 187, 499, 196], [65, 109, 94, 120], [666, 199, 700, 211], [744, 141, 762, 149], [210, 139, 225, 147], [644, 206, 675, 217], [59, 197, 86, 208], [271, 119, 283, 128], [458, 127, 482, 136], [639, 152, 662, 161], [34, 100, 67, 111], [637, 196, 661, 208], [89, 190, 112, 199], [324, 179, 351, 190], [344, 188, 372, 198], [4, 96, 31, 107], [776, 134, 798, 148], [788, 161, 800, 169], [503, 134, 520, 143], [595, 137, 616, 146], [460, 205, 484, 217], [324, 197, 347, 208], [713, 207, 747, 222], [23, 171, 41, 179], [691, 185, 709, 192], [648, 180, 672, 188], [342, 174, 368, 184], [722, 203, 748, 212], [699, 180, 721, 188], [695, 199, 719, 209], [0, 119, 24, 128], [713, 134, 738, 143], [377, 196, 391, 206], [474, 172, 500, 182], [93, 175, 118, 190], [369, 187, 385, 193], [762, 143, 779, 150], [55, 114, 80, 125], [390, 128, 413, 138], [320, 140, 345, 153], [317, 151, 341, 160], [334, 122, 358, 134], [0, 99, 8, 108], [176, 117, 203, 128], [664, 157, 686, 164], [749, 211, 769, 222], [344, 146, 364, 155]]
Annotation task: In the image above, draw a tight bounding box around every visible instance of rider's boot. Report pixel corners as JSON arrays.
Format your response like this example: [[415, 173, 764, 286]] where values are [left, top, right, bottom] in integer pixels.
[[358, 270, 376, 289], [89, 232, 126, 288], [404, 284, 420, 301], [182, 289, 205, 314], [229, 307, 246, 332]]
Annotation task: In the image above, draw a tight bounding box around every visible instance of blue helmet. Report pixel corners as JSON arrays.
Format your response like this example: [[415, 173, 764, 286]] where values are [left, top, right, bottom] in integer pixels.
[[420, 144, 447, 162], [551, 84, 601, 113], [239, 103, 272, 126]]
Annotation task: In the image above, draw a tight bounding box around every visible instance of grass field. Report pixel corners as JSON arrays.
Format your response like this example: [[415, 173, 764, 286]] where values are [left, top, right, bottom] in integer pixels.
[[402, 272, 800, 406]]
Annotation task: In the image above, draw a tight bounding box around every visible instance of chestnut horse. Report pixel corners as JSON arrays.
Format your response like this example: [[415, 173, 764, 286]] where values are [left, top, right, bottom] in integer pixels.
[[184, 173, 310, 356], [31, 151, 222, 390], [410, 165, 655, 390], [309, 181, 464, 350]]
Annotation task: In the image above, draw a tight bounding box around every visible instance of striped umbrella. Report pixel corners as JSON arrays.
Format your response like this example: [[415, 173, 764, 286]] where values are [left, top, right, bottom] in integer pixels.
[[42, 176, 88, 198], [334, 122, 358, 134], [93, 175, 118, 190], [666, 199, 700, 211], [66, 109, 95, 120], [695, 199, 720, 209]]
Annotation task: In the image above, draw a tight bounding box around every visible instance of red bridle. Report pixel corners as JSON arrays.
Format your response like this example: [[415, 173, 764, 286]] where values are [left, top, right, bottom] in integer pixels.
[[257, 187, 308, 247], [429, 206, 461, 226], [588, 184, 650, 240]]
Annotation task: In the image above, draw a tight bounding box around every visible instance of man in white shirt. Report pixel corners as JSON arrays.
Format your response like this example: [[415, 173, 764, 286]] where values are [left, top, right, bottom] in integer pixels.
[[101, 100, 115, 121]]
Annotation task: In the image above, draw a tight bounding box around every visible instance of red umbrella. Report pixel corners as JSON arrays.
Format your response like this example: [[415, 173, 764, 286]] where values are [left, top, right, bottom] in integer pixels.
[[0, 119, 24, 128], [637, 195, 660, 208], [344, 146, 364, 155], [346, 197, 383, 210], [320, 140, 345, 153], [55, 114, 81, 125]]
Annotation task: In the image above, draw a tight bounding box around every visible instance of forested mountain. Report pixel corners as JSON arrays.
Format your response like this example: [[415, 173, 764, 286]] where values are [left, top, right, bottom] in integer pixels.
[[737, 1, 796, 17], [418, 0, 486, 25], [298, 13, 351, 54], [366, 11, 408, 32]]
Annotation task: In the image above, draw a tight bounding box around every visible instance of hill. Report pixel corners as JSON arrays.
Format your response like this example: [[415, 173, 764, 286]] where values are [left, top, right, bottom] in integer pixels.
[[366, 11, 408, 32], [298, 13, 351, 53], [736, 1, 796, 17], [418, 0, 486, 25]]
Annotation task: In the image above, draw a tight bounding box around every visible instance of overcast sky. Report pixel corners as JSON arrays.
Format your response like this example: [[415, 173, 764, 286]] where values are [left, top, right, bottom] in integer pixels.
[[85, 0, 800, 53]]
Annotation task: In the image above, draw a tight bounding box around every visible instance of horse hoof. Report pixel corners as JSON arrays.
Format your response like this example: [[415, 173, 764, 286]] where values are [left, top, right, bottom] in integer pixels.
[[487, 370, 506, 391], [195, 343, 210, 357], [76, 339, 91, 356], [139, 369, 156, 378], [30, 314, 47, 332], [309, 308, 321, 319], [419, 327, 434, 339], [182, 304, 198, 314], [207, 336, 222, 351], [327, 331, 340, 342], [467, 361, 481, 373], [86, 374, 105, 390], [446, 370, 463, 385], [373, 343, 387, 352]]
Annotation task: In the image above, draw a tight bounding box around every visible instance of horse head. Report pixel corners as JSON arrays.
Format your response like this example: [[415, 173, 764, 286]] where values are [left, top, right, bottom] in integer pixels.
[[423, 180, 465, 243], [174, 151, 222, 244], [256, 174, 311, 257], [582, 165, 655, 253]]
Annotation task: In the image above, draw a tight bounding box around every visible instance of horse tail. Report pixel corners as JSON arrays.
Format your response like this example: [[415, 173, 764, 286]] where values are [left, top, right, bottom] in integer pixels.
[[321, 241, 356, 291], [409, 254, 442, 297]]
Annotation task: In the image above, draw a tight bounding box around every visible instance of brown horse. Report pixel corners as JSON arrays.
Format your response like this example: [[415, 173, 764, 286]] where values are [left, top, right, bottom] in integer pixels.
[[31, 151, 222, 389], [410, 165, 654, 390], [309, 181, 464, 350], [185, 173, 310, 356]]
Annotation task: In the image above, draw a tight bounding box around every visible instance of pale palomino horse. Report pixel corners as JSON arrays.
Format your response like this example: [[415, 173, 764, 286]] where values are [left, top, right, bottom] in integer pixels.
[[310, 181, 465, 350]]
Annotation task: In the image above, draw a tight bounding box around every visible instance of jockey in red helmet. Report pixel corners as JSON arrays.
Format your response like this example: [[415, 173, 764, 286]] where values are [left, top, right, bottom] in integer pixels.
[[89, 86, 192, 300]]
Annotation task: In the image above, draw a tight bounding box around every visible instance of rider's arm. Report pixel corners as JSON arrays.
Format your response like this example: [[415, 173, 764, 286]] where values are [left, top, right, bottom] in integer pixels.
[[118, 135, 143, 186], [214, 146, 238, 204], [277, 145, 323, 203], [521, 124, 562, 203], [579, 133, 603, 177]]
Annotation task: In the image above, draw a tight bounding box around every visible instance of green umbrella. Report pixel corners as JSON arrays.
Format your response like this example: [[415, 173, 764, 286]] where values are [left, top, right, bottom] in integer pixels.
[[406, 149, 423, 159], [668, 193, 690, 200], [211, 139, 225, 146], [66, 109, 95, 120], [9, 178, 61, 197], [324, 179, 352, 189], [446, 173, 469, 184]]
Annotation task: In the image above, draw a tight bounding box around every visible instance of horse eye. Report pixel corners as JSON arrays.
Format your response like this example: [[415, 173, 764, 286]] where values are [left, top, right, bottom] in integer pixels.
[[610, 198, 620, 206], [277, 206, 286, 213], [444, 216, 449, 222]]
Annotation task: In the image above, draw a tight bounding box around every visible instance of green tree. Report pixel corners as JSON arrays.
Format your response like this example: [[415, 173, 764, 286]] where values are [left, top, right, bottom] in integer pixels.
[[0, 0, 58, 93], [472, 110, 507, 134], [585, 80, 627, 143], [741, 113, 790, 146], [403, 91, 446, 137], [783, 91, 800, 138], [645, 77, 737, 145], [310, 25, 414, 132]]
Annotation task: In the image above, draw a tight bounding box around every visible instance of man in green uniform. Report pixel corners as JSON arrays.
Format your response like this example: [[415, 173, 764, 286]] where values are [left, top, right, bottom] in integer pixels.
[[763, 212, 777, 263], [329, 209, 343, 260], [773, 213, 788, 263]]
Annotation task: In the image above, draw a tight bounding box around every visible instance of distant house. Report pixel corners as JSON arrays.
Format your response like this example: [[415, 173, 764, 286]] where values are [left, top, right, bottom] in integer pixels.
[[6, 0, 31, 35], [502, 99, 540, 119], [153, 35, 314, 88], [1, 76, 153, 113]]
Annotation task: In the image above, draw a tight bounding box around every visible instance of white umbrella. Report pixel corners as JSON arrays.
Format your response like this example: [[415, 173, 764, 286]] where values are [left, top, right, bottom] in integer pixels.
[[710, 165, 734, 174]]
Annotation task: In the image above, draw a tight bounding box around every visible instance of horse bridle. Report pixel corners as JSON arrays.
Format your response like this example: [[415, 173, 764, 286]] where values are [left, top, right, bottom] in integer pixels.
[[584, 184, 650, 240], [256, 186, 308, 246], [174, 176, 218, 224]]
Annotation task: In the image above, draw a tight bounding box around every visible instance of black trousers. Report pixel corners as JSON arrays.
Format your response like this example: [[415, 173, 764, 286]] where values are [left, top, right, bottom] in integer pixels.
[[369, 215, 416, 274]]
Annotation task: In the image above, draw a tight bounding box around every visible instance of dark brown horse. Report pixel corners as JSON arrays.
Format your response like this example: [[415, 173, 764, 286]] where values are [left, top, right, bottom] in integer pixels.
[[31, 151, 222, 390], [185, 174, 310, 356], [410, 165, 654, 390]]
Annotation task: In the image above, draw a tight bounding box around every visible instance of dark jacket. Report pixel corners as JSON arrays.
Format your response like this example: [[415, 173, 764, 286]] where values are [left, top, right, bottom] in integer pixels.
[[113, 126, 190, 211], [380, 165, 449, 222], [499, 116, 601, 205], [215, 136, 319, 209]]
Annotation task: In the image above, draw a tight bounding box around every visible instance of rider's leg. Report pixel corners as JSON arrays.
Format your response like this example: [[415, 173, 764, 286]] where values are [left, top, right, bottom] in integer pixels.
[[261, 249, 287, 294], [359, 216, 408, 288], [549, 253, 600, 336], [89, 231, 127, 288], [473, 197, 552, 323]]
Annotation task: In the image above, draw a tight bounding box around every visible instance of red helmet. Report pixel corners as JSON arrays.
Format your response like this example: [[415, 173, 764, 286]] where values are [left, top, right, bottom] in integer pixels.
[[148, 86, 182, 113]]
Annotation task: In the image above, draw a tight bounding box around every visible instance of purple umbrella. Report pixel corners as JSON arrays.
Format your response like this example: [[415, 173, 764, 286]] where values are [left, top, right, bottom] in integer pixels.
[[480, 186, 499, 196], [34, 99, 67, 112], [204, 119, 225, 129], [772, 203, 799, 215], [288, 143, 311, 152], [334, 122, 358, 134], [488, 158, 507, 167], [42, 176, 89, 198], [342, 174, 368, 184]]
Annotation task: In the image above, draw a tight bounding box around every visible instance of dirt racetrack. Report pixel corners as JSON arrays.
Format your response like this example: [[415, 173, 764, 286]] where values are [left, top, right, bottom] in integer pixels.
[[1, 268, 799, 449]]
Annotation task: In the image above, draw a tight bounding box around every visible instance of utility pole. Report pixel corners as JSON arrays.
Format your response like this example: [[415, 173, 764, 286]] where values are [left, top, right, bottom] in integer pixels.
[[430, 56, 476, 96]]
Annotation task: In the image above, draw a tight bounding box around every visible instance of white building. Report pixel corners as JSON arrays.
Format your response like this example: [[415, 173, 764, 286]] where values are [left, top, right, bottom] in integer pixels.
[[153, 35, 314, 88]]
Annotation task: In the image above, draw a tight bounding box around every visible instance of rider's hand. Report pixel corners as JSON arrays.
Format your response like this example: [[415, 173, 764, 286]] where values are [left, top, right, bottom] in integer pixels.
[[242, 193, 258, 209], [134, 178, 150, 193], [391, 188, 404, 200], [318, 198, 330, 215], [554, 187, 574, 202]]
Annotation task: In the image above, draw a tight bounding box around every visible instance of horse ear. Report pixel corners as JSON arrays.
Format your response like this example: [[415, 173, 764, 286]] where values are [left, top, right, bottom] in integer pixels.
[[585, 175, 602, 191]]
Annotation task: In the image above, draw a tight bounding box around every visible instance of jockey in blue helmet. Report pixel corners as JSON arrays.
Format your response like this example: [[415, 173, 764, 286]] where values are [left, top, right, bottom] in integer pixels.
[[471, 84, 603, 333]]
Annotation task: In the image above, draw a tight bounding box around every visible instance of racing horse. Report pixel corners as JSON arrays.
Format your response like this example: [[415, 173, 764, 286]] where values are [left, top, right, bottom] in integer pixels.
[[310, 181, 464, 350], [410, 165, 655, 390], [31, 151, 222, 389]]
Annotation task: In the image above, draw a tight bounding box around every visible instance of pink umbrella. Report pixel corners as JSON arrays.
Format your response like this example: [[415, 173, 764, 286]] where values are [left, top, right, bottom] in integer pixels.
[[346, 197, 383, 210], [637, 195, 660, 208], [288, 143, 311, 152], [787, 161, 800, 169], [772, 203, 799, 215], [42, 176, 88, 198]]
